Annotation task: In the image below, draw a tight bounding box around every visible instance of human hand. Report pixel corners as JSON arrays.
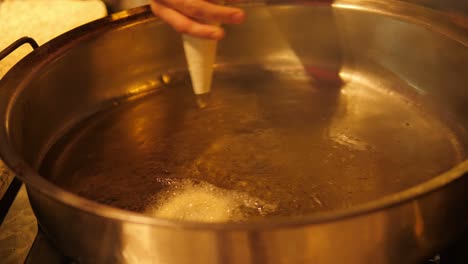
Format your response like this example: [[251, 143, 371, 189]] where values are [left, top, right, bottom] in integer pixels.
[[150, 0, 246, 40]]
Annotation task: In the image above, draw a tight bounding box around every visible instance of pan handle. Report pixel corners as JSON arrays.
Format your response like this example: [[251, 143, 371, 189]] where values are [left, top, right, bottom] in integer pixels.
[[0, 37, 39, 62]]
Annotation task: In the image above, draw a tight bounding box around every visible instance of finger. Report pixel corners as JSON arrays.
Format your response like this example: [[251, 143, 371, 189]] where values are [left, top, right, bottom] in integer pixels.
[[160, 0, 245, 24], [151, 1, 225, 39]]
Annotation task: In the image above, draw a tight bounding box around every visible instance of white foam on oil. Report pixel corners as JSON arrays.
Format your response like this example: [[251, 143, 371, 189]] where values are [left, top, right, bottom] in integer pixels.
[[144, 179, 277, 222]]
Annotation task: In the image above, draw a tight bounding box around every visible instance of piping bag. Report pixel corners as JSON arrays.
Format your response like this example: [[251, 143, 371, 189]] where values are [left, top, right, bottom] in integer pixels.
[[182, 3, 311, 107], [182, 1, 225, 107], [182, 34, 218, 95]]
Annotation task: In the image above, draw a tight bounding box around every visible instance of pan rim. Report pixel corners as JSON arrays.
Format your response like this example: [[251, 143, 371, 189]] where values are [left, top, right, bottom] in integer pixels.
[[0, 3, 467, 231]]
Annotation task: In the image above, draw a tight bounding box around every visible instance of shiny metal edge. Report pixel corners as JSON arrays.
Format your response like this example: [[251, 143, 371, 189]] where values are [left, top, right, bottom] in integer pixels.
[[333, 0, 468, 46]]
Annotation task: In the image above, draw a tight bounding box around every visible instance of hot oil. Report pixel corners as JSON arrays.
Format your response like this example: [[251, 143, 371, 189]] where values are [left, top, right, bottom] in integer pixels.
[[145, 178, 276, 222], [40, 66, 466, 221]]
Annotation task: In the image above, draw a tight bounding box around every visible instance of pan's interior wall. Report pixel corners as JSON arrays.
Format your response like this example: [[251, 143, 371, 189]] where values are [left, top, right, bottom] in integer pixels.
[[6, 4, 468, 216]]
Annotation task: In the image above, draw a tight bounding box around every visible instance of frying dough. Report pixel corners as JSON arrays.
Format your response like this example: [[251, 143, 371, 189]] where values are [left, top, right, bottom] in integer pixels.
[[145, 179, 277, 222]]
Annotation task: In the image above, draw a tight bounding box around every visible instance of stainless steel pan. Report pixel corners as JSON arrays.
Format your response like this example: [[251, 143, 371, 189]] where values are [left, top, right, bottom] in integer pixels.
[[0, 1, 467, 263]]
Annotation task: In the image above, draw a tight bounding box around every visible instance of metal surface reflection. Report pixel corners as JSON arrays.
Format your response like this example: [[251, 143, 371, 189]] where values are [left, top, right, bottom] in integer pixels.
[[0, 1, 466, 264]]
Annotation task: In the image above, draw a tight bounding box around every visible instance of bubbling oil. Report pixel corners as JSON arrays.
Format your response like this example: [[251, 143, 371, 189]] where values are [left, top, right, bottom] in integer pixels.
[[144, 178, 277, 222], [39, 67, 466, 222]]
